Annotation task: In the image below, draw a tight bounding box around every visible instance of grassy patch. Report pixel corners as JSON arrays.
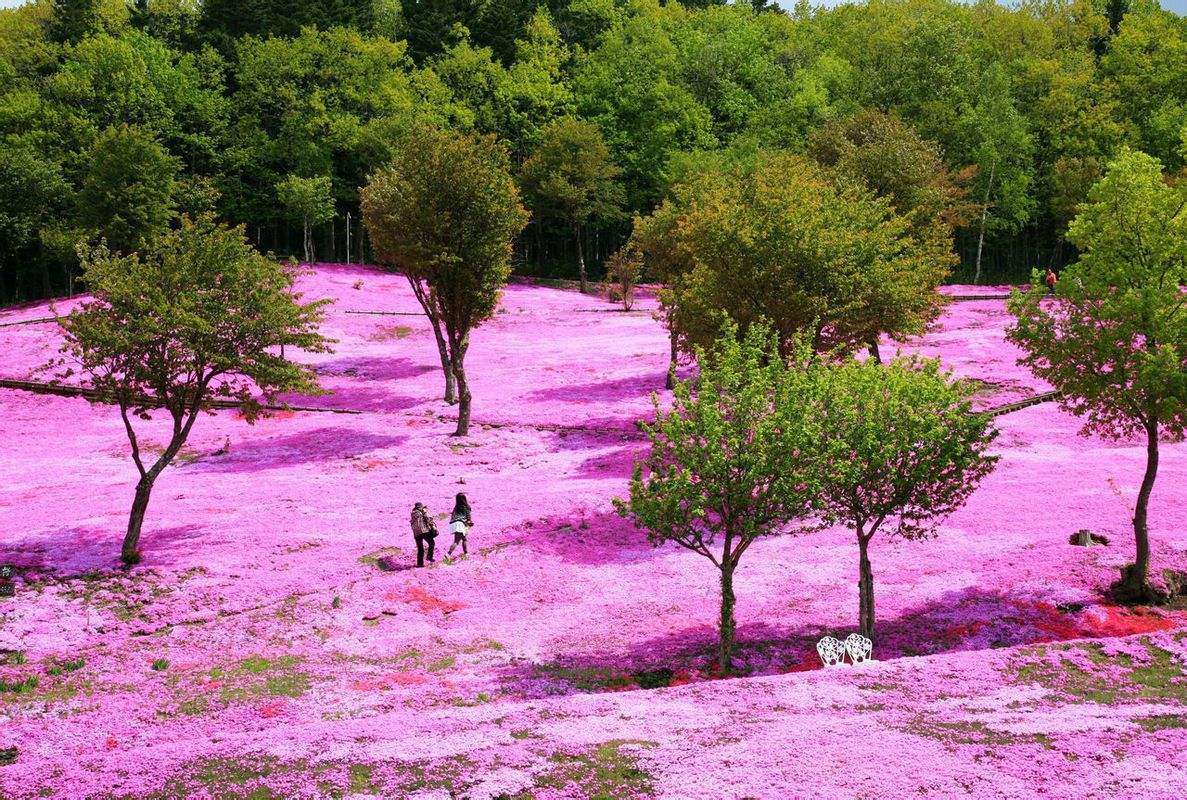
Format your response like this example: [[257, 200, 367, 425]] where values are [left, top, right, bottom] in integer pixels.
[[169, 655, 311, 717], [1011, 637, 1187, 706], [1136, 713, 1187, 731], [535, 663, 633, 693], [427, 656, 455, 672], [348, 763, 377, 793], [906, 719, 1054, 750], [149, 756, 414, 799], [358, 547, 401, 568], [217, 655, 310, 702], [45, 656, 85, 676], [529, 740, 656, 800], [454, 691, 493, 707]]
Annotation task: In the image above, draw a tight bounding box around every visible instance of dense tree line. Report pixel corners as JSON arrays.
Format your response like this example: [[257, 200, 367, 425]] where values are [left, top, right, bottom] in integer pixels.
[[2, 0, 1185, 303]]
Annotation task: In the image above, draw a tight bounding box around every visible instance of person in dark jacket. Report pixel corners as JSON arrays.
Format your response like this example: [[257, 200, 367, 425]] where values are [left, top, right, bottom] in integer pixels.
[[446, 493, 472, 558], [410, 502, 436, 567]]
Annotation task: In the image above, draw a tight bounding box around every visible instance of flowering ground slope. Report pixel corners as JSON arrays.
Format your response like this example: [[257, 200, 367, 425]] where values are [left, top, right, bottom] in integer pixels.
[[1, 264, 1186, 799]]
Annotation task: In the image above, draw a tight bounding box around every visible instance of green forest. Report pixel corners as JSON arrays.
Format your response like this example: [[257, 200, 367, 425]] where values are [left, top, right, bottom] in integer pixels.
[[1, 0, 1184, 303]]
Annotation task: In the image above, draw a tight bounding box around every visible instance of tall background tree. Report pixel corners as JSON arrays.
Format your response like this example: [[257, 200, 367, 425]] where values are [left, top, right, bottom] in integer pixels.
[[276, 174, 335, 264], [640, 151, 950, 359], [519, 117, 625, 292], [56, 216, 331, 565], [1008, 148, 1187, 604], [74, 124, 180, 254], [362, 127, 528, 435], [616, 322, 822, 674]]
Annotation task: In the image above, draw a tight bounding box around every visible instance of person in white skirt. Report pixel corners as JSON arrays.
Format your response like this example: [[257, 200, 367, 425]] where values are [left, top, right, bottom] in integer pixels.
[[446, 492, 472, 558]]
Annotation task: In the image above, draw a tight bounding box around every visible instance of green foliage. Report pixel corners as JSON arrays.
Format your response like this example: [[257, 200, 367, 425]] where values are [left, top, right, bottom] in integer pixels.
[[1008, 148, 1187, 599], [641, 151, 950, 358], [808, 109, 972, 242], [520, 117, 623, 229], [1009, 148, 1187, 441], [276, 175, 333, 225], [615, 321, 821, 671], [76, 124, 179, 253], [5, 0, 1187, 302], [276, 173, 335, 262], [812, 355, 998, 638], [198, 0, 375, 48], [61, 215, 331, 418], [520, 116, 624, 288]]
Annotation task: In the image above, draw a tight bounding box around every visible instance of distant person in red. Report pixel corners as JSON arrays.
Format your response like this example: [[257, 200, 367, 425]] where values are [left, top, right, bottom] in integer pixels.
[[1044, 268, 1057, 294], [447, 493, 472, 559], [410, 502, 437, 567]]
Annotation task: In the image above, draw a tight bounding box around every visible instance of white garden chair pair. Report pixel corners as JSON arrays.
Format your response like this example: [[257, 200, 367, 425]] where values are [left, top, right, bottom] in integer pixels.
[[816, 634, 873, 667]]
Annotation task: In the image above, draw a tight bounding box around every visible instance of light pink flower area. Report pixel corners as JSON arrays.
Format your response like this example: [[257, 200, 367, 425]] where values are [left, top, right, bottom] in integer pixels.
[[2, 265, 1186, 799]]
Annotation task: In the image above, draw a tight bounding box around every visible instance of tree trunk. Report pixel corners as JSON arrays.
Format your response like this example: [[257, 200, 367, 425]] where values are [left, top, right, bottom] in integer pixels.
[[452, 347, 471, 437], [1118, 419, 1160, 602], [407, 276, 456, 404], [665, 327, 678, 390], [858, 534, 875, 642], [575, 223, 588, 294], [868, 336, 882, 364], [718, 565, 736, 675], [122, 477, 155, 565], [433, 320, 457, 404], [973, 162, 995, 286]]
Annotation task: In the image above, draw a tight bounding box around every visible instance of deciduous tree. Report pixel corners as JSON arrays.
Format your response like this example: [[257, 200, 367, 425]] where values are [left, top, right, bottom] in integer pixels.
[[813, 356, 999, 641], [276, 174, 334, 264], [615, 322, 821, 674], [519, 117, 624, 292], [1008, 148, 1187, 603], [362, 127, 528, 434], [642, 151, 949, 360], [76, 124, 179, 255], [56, 216, 331, 565]]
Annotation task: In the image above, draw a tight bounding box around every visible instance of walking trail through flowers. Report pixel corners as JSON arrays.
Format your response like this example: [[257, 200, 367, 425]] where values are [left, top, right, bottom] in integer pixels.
[[2, 264, 1186, 799]]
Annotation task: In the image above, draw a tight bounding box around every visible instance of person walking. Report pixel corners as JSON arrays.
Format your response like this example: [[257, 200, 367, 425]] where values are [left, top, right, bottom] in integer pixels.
[[410, 502, 437, 567], [1044, 267, 1057, 295], [446, 493, 472, 559]]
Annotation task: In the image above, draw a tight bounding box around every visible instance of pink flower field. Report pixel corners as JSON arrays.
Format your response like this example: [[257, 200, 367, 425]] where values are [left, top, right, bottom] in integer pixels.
[[2, 264, 1187, 799]]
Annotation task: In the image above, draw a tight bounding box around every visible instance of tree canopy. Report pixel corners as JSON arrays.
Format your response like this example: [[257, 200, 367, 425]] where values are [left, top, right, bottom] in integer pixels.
[[615, 321, 822, 674], [638, 151, 950, 358]]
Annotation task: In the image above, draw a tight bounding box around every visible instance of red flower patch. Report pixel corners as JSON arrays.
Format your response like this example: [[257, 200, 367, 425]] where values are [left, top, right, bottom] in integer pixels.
[[257, 700, 287, 719], [392, 586, 466, 615], [351, 671, 428, 691]]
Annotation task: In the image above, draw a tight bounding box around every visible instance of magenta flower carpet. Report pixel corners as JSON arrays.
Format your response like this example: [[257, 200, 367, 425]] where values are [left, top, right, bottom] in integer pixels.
[[1, 265, 1186, 798]]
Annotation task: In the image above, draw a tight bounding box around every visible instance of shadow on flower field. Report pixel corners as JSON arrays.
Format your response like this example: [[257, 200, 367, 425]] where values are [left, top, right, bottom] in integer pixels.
[[191, 427, 407, 473], [494, 587, 1184, 699], [314, 355, 437, 382], [527, 371, 669, 404], [517, 509, 657, 566], [0, 524, 206, 576]]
